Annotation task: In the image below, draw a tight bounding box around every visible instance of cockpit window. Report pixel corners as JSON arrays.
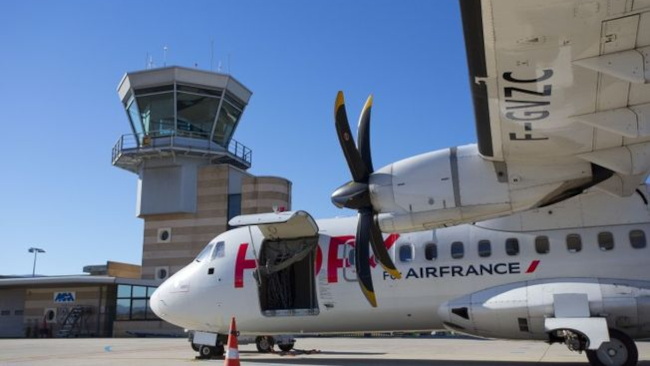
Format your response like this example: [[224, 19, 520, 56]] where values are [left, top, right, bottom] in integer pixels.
[[211, 241, 225, 260], [195, 243, 214, 262]]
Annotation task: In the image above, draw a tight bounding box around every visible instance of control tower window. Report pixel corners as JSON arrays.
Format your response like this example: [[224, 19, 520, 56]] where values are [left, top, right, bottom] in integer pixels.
[[126, 97, 144, 138], [214, 99, 242, 146], [137, 91, 175, 136], [177, 88, 221, 139]]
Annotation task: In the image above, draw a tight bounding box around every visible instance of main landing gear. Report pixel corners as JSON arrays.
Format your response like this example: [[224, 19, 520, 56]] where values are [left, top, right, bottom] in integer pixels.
[[557, 328, 639, 366], [255, 335, 295, 353], [585, 329, 638, 366]]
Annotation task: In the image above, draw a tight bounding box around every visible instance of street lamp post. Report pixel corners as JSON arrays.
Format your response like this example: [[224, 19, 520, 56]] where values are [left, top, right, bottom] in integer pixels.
[[28, 247, 45, 277]]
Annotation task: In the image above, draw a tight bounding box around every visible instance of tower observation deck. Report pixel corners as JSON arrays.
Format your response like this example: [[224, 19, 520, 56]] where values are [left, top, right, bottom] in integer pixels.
[[112, 66, 252, 172]]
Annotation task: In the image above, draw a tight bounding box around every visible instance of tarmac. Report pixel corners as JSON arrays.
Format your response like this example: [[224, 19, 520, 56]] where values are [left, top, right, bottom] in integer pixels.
[[2, 336, 650, 365]]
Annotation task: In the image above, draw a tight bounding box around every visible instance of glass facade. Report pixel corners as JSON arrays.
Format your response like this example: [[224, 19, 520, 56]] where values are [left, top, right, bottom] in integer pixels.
[[125, 83, 244, 148], [116, 284, 159, 321]]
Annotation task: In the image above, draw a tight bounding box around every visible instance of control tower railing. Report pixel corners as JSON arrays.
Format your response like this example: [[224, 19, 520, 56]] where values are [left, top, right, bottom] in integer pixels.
[[112, 132, 252, 172]]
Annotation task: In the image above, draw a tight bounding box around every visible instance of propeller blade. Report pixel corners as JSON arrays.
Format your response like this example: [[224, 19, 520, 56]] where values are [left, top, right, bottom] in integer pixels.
[[357, 95, 374, 173], [335, 91, 369, 183], [369, 216, 401, 279], [356, 211, 377, 307]]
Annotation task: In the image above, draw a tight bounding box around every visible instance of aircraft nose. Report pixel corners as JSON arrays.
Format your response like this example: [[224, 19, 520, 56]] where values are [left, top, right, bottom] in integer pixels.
[[149, 283, 168, 320], [148, 267, 202, 329]]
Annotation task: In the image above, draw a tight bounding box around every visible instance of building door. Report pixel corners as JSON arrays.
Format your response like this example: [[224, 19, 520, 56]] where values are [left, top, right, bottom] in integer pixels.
[[0, 289, 25, 337]]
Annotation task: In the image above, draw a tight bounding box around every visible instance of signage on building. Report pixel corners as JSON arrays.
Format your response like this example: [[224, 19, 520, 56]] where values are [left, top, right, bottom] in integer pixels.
[[53, 292, 76, 303]]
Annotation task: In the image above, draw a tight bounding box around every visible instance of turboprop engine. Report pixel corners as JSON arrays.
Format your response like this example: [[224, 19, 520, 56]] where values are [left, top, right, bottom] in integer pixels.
[[369, 144, 608, 233]]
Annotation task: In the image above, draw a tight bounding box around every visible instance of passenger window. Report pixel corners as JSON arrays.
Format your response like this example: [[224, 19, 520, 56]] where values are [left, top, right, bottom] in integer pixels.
[[399, 244, 413, 262], [566, 234, 582, 253], [535, 236, 550, 254], [451, 241, 464, 259], [211, 241, 225, 260], [424, 243, 438, 261], [598, 232, 614, 251], [478, 240, 491, 257], [630, 230, 647, 249], [505, 238, 519, 256]]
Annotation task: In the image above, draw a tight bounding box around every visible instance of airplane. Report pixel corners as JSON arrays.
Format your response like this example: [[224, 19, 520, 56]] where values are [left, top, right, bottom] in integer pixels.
[[150, 0, 650, 365]]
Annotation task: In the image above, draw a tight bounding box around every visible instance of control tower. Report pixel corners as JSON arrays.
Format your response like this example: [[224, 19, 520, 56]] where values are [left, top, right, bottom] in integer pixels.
[[112, 66, 292, 281]]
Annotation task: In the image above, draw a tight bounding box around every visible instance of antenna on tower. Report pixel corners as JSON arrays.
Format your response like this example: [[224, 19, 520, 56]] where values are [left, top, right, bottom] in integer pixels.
[[163, 45, 168, 67], [210, 39, 215, 71]]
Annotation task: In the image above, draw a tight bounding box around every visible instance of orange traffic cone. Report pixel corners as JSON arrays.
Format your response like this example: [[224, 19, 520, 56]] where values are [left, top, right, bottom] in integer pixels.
[[224, 317, 240, 366]]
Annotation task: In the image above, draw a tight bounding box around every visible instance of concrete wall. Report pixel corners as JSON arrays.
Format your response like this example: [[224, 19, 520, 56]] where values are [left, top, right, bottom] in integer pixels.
[[107, 262, 141, 279], [139, 164, 292, 280], [241, 176, 292, 214]]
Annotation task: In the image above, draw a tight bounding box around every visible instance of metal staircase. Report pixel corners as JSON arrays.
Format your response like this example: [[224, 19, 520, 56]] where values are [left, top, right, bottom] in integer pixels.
[[56, 306, 87, 338]]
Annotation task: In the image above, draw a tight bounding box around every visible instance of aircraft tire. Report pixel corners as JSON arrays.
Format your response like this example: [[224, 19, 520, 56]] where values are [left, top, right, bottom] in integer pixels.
[[586, 329, 638, 366], [198, 345, 220, 359], [255, 336, 275, 353], [278, 343, 295, 352]]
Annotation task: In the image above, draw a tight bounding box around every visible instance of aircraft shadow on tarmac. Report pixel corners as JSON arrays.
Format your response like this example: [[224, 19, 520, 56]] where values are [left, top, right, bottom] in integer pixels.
[[241, 358, 650, 366]]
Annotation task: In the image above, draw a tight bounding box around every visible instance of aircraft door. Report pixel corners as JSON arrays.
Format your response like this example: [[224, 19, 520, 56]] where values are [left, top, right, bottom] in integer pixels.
[[341, 239, 357, 282]]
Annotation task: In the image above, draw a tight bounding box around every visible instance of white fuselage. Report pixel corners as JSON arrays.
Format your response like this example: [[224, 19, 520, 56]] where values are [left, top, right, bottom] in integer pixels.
[[151, 185, 650, 341]]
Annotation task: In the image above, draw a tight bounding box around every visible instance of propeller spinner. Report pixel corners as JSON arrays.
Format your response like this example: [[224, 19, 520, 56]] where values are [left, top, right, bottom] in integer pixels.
[[331, 91, 402, 307]]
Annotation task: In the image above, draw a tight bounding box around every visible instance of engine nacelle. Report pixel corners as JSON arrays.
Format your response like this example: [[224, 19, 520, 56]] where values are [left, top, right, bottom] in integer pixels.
[[437, 279, 650, 341], [370, 144, 596, 233]]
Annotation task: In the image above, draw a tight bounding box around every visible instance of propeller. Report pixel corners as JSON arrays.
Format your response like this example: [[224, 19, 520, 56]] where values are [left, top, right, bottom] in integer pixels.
[[331, 91, 402, 307]]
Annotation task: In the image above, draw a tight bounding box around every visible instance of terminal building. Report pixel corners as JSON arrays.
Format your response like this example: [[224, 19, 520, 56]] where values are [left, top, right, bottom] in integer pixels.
[[0, 66, 293, 337]]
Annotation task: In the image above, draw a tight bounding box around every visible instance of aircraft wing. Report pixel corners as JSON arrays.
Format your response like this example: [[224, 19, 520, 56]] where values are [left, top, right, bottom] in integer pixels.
[[461, 0, 650, 195]]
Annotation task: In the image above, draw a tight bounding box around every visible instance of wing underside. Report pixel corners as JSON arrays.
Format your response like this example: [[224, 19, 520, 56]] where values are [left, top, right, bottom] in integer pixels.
[[461, 0, 650, 195]]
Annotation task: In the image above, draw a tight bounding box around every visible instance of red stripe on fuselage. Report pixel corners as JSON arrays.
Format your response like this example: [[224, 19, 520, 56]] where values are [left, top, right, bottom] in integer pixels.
[[525, 260, 540, 273], [235, 243, 256, 288]]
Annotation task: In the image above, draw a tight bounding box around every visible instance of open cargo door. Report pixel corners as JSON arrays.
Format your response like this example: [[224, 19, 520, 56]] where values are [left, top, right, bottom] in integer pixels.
[[229, 211, 320, 316]]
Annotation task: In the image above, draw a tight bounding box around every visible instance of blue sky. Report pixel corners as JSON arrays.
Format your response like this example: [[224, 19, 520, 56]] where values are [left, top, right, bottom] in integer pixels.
[[0, 1, 475, 276]]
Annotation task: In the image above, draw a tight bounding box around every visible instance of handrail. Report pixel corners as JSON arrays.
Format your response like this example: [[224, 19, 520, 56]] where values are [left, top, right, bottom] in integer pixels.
[[112, 132, 252, 167]]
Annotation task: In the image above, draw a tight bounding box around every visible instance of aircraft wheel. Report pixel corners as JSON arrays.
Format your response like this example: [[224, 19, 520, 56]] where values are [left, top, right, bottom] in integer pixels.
[[198, 345, 219, 359], [256, 336, 275, 353], [586, 329, 638, 366], [278, 342, 294, 352]]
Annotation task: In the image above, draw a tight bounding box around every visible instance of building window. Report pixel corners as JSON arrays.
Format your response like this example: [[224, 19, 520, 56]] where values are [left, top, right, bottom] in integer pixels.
[[566, 234, 582, 253], [630, 230, 647, 249], [116, 284, 159, 321], [451, 241, 464, 259], [399, 244, 413, 262], [535, 236, 550, 254], [424, 243, 438, 261], [505, 238, 519, 256], [478, 240, 491, 258], [598, 232, 615, 251]]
